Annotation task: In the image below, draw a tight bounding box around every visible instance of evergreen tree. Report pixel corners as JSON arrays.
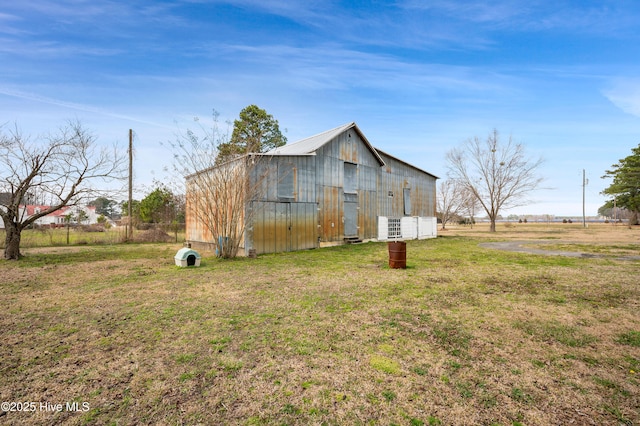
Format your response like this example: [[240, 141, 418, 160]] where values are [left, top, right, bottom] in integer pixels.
[[139, 186, 177, 224], [601, 143, 640, 225], [88, 197, 118, 218], [216, 105, 286, 163]]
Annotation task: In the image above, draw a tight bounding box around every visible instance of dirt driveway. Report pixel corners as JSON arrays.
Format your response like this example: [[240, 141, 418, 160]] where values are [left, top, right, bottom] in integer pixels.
[[480, 240, 640, 261], [441, 223, 640, 260]]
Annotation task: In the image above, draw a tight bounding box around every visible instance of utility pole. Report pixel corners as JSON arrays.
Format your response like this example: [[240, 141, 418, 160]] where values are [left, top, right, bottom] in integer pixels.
[[582, 169, 588, 228], [128, 129, 133, 241]]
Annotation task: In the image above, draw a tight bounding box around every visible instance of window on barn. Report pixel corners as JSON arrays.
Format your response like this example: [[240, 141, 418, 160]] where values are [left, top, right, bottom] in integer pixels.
[[403, 188, 411, 215], [278, 162, 295, 200], [344, 162, 357, 194], [388, 218, 401, 239]]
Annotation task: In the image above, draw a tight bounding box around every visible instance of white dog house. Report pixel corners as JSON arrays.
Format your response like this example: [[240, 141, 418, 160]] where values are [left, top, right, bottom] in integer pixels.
[[174, 248, 201, 267]]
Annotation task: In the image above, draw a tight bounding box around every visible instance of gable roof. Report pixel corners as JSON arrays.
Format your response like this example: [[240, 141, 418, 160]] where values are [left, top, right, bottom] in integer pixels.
[[268, 122, 385, 166], [375, 148, 440, 180]]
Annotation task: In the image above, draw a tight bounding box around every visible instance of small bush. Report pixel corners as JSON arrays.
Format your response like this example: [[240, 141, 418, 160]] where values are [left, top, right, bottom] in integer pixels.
[[134, 229, 173, 243], [81, 225, 105, 233]]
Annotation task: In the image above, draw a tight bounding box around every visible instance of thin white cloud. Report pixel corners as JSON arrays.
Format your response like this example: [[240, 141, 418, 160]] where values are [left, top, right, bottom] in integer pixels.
[[603, 78, 640, 118], [401, 0, 528, 24], [212, 42, 519, 96], [0, 11, 20, 23], [0, 12, 17, 19], [6, 0, 137, 22], [187, 0, 329, 23], [0, 11, 31, 37], [401, 0, 640, 36], [0, 86, 173, 129], [2, 1, 188, 43], [185, 0, 493, 50], [522, 3, 640, 35], [0, 38, 121, 57]]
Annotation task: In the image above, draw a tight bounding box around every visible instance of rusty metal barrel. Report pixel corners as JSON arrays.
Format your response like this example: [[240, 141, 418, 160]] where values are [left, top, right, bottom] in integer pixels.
[[387, 241, 407, 269]]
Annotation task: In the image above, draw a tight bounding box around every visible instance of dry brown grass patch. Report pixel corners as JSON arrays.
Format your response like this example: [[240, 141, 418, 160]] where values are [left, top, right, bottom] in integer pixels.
[[1, 236, 638, 425]]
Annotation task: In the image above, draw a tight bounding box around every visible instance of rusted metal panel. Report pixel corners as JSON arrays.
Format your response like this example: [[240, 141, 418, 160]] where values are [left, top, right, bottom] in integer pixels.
[[320, 186, 341, 242], [291, 202, 318, 250], [359, 189, 377, 239], [265, 201, 277, 253], [248, 201, 318, 254], [249, 201, 276, 254], [339, 132, 358, 163], [274, 202, 289, 253]]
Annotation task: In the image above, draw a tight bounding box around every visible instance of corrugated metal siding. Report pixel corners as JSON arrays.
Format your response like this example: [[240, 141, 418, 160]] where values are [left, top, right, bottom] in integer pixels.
[[358, 189, 376, 240], [313, 131, 382, 242], [320, 186, 340, 242], [248, 201, 318, 254], [377, 153, 436, 218], [344, 201, 358, 236], [186, 126, 438, 255], [186, 175, 206, 243], [246, 155, 320, 253], [185, 170, 225, 245]]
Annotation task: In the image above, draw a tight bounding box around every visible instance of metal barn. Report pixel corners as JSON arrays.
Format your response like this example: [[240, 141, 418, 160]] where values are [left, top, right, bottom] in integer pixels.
[[186, 122, 438, 255]]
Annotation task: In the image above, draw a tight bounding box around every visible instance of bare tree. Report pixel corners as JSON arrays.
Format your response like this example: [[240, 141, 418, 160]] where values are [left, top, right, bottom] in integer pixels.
[[446, 129, 544, 232], [436, 179, 464, 230], [169, 112, 271, 258], [459, 185, 481, 228], [0, 121, 125, 259]]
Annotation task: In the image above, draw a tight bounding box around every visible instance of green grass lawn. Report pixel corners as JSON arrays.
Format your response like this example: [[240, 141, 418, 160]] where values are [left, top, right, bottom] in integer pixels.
[[1, 237, 638, 425], [0, 227, 185, 248]]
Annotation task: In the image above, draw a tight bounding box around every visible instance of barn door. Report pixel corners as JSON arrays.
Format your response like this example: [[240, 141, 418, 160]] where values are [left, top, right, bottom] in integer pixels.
[[344, 200, 358, 236], [275, 202, 292, 252], [343, 162, 358, 237], [251, 201, 319, 254]]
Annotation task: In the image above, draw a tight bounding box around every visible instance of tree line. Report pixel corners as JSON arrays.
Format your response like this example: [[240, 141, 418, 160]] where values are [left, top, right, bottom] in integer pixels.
[[438, 130, 639, 229], [89, 185, 185, 229]]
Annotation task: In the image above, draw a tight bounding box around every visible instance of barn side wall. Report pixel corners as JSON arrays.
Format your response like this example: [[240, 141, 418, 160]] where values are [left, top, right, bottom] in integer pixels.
[[185, 158, 250, 254], [376, 153, 437, 218], [186, 130, 438, 256], [313, 130, 381, 243]]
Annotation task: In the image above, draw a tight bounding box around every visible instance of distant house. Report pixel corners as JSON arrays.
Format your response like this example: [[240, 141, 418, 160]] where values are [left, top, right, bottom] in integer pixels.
[[0, 193, 10, 229], [186, 122, 438, 255], [0, 204, 100, 229]]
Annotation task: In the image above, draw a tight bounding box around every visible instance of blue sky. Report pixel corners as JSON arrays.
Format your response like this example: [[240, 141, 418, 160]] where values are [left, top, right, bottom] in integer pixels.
[[2, 1, 640, 216]]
